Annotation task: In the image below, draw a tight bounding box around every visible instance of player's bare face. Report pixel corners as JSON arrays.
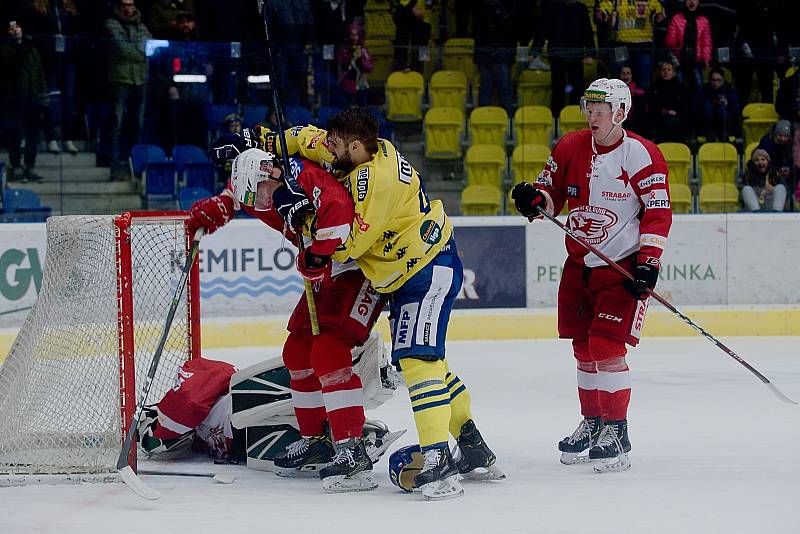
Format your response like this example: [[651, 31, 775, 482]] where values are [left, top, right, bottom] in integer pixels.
[[254, 175, 282, 211], [326, 135, 357, 173], [584, 102, 616, 145]]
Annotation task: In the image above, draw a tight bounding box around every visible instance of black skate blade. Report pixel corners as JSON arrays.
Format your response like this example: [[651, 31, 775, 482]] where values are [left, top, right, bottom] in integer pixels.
[[273, 464, 328, 478]]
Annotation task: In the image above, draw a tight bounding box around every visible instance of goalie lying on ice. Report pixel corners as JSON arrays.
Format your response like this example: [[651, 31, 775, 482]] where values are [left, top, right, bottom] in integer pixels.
[[138, 330, 404, 471]]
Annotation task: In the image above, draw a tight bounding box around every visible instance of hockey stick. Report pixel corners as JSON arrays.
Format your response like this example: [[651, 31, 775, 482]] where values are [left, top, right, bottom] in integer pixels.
[[117, 228, 205, 500], [257, 0, 319, 335], [536, 208, 797, 405], [137, 470, 236, 484]]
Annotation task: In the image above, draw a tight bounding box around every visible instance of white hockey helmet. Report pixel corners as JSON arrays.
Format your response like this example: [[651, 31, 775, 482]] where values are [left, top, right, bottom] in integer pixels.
[[230, 148, 278, 210], [580, 78, 632, 126]]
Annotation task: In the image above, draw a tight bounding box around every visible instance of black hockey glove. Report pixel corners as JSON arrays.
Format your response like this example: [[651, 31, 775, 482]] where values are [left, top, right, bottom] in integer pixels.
[[623, 256, 660, 300], [209, 127, 272, 167], [273, 181, 314, 230], [511, 182, 547, 219]]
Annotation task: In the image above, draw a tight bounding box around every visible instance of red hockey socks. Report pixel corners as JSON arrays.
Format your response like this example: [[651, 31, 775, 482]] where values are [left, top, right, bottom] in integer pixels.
[[283, 333, 327, 437], [573, 339, 600, 418], [590, 336, 631, 421], [311, 332, 365, 442]]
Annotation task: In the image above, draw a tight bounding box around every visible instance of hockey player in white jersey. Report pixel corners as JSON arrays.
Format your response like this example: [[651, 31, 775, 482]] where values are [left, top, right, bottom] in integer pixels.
[[512, 78, 672, 472]]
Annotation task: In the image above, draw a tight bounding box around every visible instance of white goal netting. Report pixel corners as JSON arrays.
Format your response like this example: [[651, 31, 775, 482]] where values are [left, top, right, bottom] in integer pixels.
[[0, 214, 196, 482]]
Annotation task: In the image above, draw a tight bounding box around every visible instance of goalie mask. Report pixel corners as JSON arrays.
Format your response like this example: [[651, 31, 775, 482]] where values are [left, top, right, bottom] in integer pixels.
[[388, 444, 423, 492], [580, 78, 631, 126], [231, 148, 280, 211]]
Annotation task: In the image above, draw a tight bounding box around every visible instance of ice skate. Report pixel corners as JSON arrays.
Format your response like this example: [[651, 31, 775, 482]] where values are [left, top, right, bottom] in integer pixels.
[[414, 446, 464, 501], [273, 435, 334, 478], [362, 420, 406, 463], [589, 419, 631, 473], [320, 438, 377, 492], [453, 419, 505, 481], [558, 416, 603, 465]]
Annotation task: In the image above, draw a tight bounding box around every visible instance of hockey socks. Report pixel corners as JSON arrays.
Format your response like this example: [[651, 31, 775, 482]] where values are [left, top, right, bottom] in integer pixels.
[[313, 332, 366, 442], [445, 365, 473, 438], [400, 359, 451, 449]]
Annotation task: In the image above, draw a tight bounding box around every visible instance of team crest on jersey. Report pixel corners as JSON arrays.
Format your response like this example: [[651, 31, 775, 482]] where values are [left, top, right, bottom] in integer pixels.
[[357, 167, 369, 201], [567, 206, 618, 244], [419, 220, 442, 245]]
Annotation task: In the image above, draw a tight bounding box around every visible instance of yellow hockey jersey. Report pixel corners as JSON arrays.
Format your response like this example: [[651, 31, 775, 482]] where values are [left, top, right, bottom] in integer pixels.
[[266, 125, 453, 293], [597, 0, 664, 44]]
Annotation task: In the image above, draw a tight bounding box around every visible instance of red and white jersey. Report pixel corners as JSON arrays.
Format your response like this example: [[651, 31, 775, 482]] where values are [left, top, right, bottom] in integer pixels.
[[535, 129, 672, 267]]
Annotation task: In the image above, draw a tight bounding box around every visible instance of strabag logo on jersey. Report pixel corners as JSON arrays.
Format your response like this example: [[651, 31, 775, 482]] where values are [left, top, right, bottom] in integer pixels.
[[356, 167, 369, 201], [601, 190, 632, 201], [419, 220, 442, 245], [349, 279, 381, 326], [566, 206, 618, 244]]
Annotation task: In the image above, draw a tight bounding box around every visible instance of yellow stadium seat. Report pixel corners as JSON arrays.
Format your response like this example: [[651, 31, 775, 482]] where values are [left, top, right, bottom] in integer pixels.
[[364, 0, 395, 40], [386, 71, 425, 122], [699, 182, 740, 213], [742, 103, 778, 148], [511, 144, 550, 182], [429, 70, 468, 110], [514, 106, 553, 147], [697, 142, 738, 185], [559, 105, 585, 136], [461, 184, 502, 215], [365, 39, 394, 88], [464, 144, 506, 189], [442, 38, 477, 83], [469, 106, 508, 148], [517, 70, 551, 107], [669, 183, 693, 214], [657, 142, 693, 186], [744, 141, 759, 162], [424, 107, 464, 160]]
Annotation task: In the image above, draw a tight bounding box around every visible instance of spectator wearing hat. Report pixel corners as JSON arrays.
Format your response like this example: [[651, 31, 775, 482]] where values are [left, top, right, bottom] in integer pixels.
[[757, 119, 794, 183], [147, 0, 195, 39], [741, 148, 787, 212], [223, 113, 242, 135]]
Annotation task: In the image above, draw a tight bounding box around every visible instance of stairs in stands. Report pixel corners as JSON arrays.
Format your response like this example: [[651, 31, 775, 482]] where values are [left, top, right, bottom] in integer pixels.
[[3, 151, 143, 216]]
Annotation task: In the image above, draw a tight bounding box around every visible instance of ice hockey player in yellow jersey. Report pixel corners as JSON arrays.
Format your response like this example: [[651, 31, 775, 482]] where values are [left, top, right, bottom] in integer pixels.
[[256, 108, 504, 500]]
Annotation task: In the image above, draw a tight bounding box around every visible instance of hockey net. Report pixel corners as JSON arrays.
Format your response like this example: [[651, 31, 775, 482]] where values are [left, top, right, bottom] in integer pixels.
[[0, 212, 200, 485]]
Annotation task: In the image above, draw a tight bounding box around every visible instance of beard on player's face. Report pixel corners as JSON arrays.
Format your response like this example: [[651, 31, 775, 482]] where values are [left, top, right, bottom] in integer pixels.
[[333, 149, 356, 173]]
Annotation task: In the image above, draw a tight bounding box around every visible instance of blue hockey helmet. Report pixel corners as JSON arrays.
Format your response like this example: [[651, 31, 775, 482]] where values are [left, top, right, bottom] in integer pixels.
[[388, 444, 423, 492]]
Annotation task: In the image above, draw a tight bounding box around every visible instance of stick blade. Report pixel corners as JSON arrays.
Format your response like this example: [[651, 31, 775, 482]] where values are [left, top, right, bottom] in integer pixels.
[[119, 465, 163, 500], [767, 382, 798, 405]]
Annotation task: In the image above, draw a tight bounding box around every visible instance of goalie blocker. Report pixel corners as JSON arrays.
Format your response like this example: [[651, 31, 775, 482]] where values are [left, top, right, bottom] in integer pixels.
[[140, 331, 403, 470]]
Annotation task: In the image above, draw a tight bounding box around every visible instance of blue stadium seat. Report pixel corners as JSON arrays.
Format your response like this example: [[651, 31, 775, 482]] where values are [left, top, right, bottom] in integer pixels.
[[316, 106, 342, 128], [205, 104, 237, 131], [242, 105, 270, 128], [184, 162, 217, 192], [143, 161, 178, 208], [173, 144, 209, 172], [179, 187, 212, 211], [130, 144, 167, 175], [2, 188, 52, 222], [285, 105, 315, 127]]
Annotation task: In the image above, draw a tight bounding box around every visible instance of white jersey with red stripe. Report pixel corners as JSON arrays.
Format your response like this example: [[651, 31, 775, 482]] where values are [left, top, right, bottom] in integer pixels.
[[534, 129, 672, 267]]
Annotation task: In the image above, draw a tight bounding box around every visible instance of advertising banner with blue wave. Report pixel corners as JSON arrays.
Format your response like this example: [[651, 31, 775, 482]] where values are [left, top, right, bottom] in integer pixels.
[[199, 220, 303, 316]]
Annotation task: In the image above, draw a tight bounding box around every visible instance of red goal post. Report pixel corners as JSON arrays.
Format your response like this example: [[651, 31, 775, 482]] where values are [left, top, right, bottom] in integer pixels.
[[0, 211, 200, 484]]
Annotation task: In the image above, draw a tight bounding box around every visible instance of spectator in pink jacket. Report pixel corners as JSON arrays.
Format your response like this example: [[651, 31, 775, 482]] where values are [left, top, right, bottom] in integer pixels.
[[665, 0, 712, 96], [337, 21, 373, 107]]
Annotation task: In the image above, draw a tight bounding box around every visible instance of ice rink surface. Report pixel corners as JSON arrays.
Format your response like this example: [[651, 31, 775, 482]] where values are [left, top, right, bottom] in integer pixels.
[[3, 336, 799, 534]]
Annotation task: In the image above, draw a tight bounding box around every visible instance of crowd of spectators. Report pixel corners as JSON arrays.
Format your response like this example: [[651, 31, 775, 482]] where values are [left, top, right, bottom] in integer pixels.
[[0, 0, 799, 210]]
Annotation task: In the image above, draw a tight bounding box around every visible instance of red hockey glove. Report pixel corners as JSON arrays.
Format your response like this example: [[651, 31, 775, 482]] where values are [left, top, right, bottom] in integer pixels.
[[296, 250, 331, 283], [186, 194, 234, 237], [623, 256, 660, 300]]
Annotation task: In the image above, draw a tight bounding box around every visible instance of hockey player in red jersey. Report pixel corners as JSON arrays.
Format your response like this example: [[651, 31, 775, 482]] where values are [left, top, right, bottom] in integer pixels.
[[512, 78, 673, 473], [181, 148, 386, 491]]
